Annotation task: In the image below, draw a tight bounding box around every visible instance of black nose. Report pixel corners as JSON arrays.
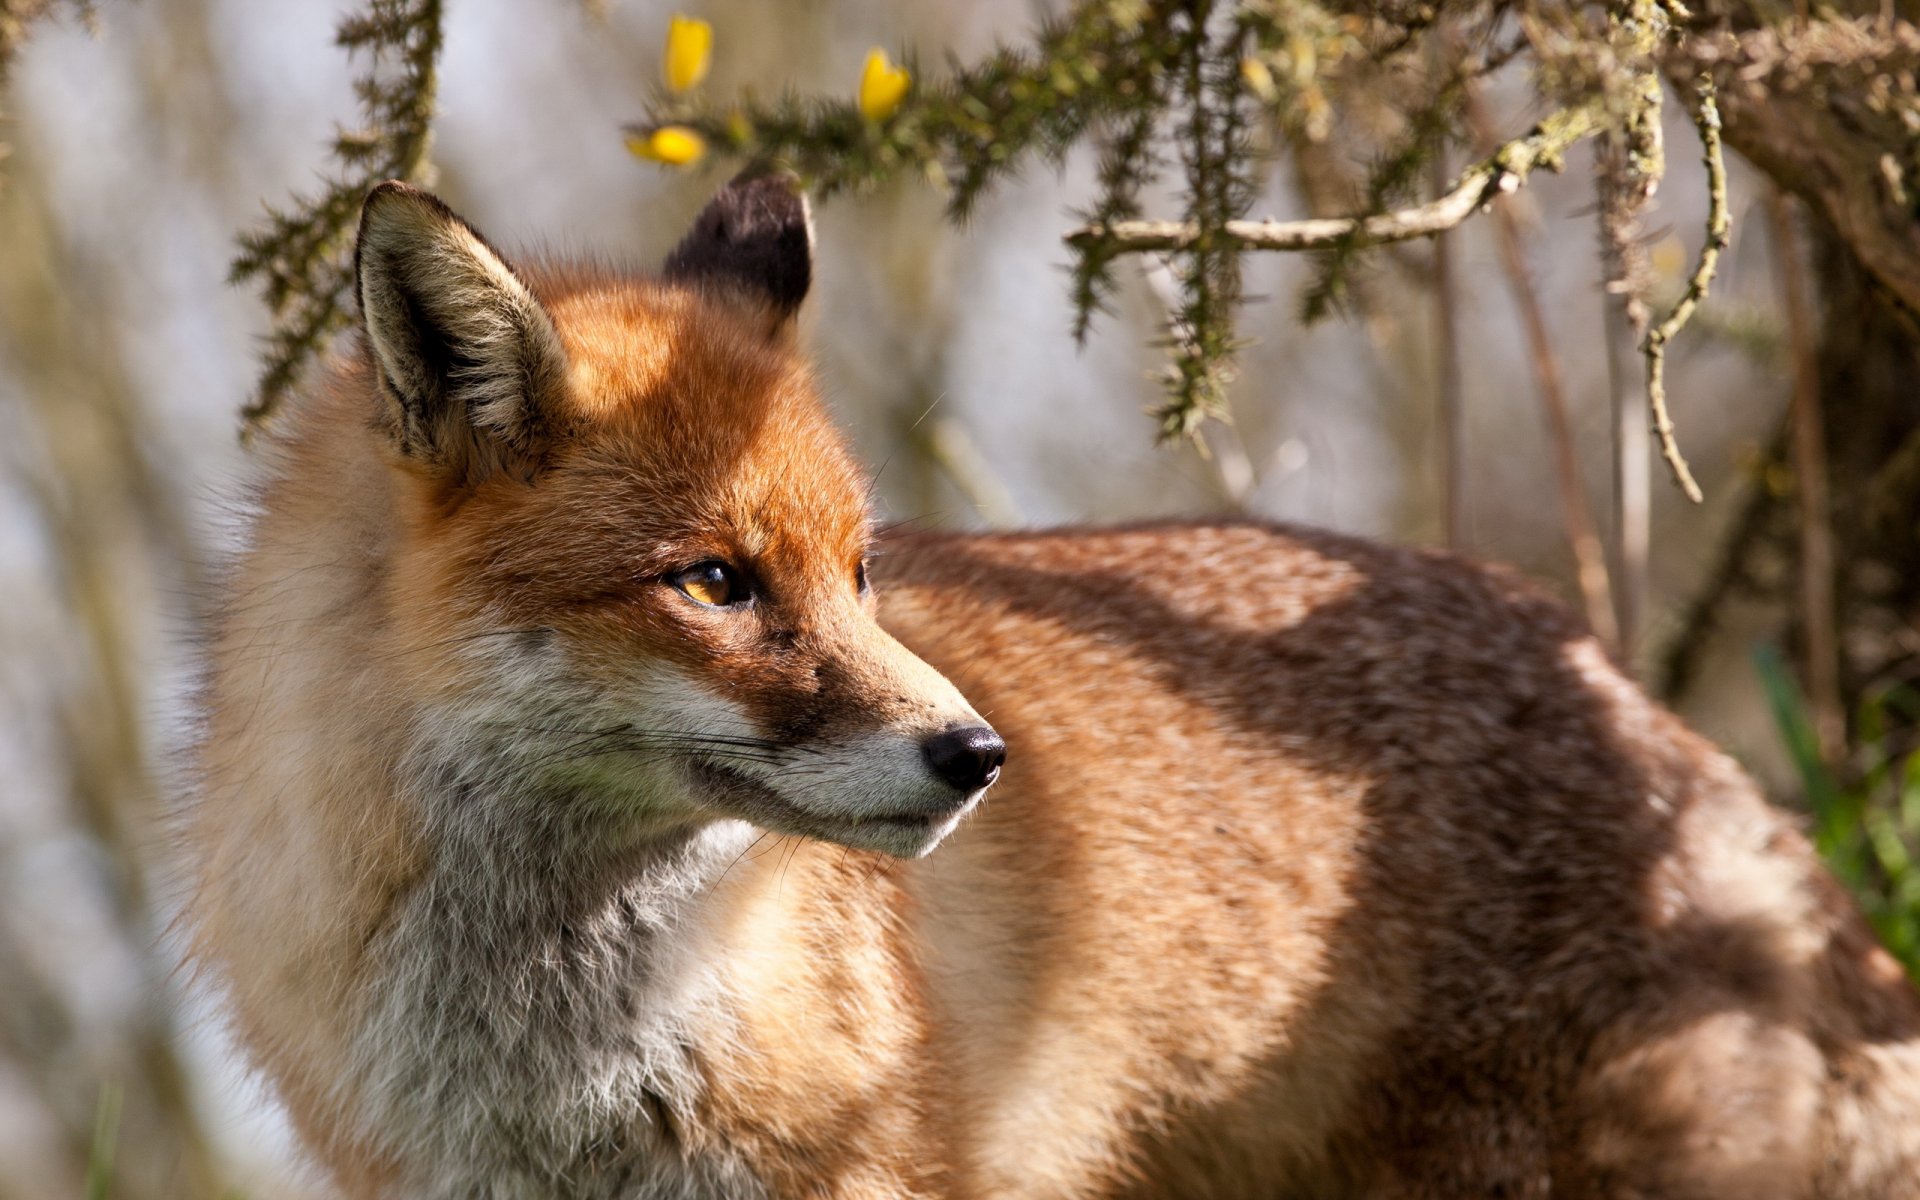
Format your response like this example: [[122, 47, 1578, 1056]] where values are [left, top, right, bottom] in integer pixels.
[[922, 725, 1006, 792]]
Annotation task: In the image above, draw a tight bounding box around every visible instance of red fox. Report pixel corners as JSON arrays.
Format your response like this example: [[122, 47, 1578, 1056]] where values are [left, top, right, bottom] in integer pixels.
[[188, 173, 1920, 1198]]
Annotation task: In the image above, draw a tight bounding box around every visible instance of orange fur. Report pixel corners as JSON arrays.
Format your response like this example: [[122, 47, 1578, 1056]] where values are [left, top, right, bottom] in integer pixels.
[[188, 181, 1920, 1198]]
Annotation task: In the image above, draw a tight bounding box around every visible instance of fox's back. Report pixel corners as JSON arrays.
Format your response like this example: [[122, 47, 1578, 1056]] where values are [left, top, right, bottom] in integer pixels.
[[875, 522, 1920, 1197]]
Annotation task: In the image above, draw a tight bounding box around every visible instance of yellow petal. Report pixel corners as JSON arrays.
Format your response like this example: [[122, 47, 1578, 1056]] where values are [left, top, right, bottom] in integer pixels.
[[663, 14, 713, 93], [1239, 57, 1277, 103], [626, 126, 707, 166], [858, 48, 910, 121]]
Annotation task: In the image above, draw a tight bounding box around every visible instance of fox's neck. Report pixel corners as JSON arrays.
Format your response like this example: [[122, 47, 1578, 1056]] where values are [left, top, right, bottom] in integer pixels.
[[348, 745, 767, 1197]]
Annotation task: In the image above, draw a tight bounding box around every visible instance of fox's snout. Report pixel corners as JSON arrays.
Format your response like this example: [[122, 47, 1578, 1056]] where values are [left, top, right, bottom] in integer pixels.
[[923, 724, 1006, 792]]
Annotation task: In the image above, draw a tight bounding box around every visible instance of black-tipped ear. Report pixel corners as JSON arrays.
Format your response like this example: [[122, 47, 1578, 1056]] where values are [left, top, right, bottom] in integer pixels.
[[663, 171, 812, 321], [354, 181, 568, 485]]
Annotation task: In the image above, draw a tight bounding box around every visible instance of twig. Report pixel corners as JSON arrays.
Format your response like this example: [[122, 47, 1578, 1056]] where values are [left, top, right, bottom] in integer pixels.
[[1467, 86, 1620, 654], [1063, 102, 1604, 253], [1602, 231, 1650, 657], [922, 418, 1018, 529], [1429, 33, 1466, 551], [1768, 188, 1842, 762], [1139, 253, 1258, 506], [1639, 73, 1729, 504], [1868, 426, 1920, 528], [1654, 438, 1784, 699], [1596, 0, 1668, 649]]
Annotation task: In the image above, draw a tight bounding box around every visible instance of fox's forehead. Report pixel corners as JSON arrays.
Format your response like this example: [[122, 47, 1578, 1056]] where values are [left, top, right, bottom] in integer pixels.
[[538, 278, 764, 410], [518, 274, 871, 571]]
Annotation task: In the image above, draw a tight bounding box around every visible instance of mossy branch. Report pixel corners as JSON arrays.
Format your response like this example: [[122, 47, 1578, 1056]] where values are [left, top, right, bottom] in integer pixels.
[[230, 0, 442, 435]]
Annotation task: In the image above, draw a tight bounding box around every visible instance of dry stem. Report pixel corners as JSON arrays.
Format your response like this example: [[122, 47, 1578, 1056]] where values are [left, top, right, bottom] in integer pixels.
[[1767, 189, 1842, 763], [1467, 86, 1620, 654], [1428, 33, 1467, 552]]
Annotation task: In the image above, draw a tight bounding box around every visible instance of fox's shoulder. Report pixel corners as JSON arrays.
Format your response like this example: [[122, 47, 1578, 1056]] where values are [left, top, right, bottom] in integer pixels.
[[873, 518, 1585, 657], [871, 518, 1654, 795]]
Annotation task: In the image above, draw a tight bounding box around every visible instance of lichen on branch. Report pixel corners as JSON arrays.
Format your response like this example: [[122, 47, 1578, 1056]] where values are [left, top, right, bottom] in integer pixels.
[[1641, 73, 1728, 504]]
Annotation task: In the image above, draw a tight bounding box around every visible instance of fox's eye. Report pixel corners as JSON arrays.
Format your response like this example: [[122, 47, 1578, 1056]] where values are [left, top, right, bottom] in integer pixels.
[[671, 561, 749, 608]]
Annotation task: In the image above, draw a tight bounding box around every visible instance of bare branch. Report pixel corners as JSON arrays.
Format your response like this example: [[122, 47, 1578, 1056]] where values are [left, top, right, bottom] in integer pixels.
[[923, 418, 1019, 529], [1639, 73, 1728, 504], [1063, 102, 1603, 253]]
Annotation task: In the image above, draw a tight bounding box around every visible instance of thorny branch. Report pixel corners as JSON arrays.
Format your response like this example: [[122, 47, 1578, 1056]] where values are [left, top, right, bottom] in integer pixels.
[[230, 0, 442, 433], [205, 0, 1918, 522], [1153, 5, 1256, 440]]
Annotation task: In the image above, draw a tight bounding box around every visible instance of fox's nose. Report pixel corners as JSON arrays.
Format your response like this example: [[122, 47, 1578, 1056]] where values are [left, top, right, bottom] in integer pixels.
[[923, 726, 1006, 792]]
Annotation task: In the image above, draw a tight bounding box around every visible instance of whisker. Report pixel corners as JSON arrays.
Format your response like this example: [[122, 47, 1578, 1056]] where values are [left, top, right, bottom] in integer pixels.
[[476, 720, 818, 756], [711, 829, 778, 894], [777, 833, 805, 899]]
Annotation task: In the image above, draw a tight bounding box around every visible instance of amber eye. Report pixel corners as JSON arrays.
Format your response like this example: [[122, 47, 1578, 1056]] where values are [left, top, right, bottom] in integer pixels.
[[670, 561, 749, 608]]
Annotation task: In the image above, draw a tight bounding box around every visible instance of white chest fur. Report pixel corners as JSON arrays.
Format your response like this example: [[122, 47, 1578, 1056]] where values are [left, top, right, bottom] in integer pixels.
[[343, 765, 768, 1199]]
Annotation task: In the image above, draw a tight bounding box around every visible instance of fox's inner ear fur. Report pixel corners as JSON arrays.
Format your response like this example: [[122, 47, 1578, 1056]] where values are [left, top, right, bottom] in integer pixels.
[[354, 180, 568, 485], [663, 171, 813, 327]]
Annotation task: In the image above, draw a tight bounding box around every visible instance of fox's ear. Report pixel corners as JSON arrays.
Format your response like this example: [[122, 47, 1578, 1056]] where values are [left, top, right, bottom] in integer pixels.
[[354, 181, 568, 485], [663, 170, 812, 326]]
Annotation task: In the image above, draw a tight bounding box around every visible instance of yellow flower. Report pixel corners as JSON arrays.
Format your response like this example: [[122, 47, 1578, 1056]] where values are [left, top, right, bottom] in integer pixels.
[[857, 48, 910, 121], [1239, 57, 1277, 104], [663, 14, 712, 93], [626, 126, 707, 166]]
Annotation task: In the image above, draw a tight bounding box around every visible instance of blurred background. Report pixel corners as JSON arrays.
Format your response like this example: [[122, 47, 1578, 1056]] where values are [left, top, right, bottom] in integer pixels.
[[0, 0, 1909, 1193]]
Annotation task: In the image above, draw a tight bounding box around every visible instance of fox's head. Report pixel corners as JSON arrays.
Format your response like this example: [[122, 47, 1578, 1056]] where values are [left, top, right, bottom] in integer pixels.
[[350, 174, 1001, 858]]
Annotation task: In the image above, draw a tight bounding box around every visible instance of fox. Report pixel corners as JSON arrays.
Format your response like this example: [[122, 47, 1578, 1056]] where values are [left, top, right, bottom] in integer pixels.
[[185, 170, 1920, 1200]]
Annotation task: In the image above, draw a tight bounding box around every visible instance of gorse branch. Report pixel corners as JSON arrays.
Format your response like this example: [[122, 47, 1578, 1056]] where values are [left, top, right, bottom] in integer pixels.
[[230, 0, 442, 434], [637, 1, 1175, 216], [1154, 3, 1256, 440], [211, 0, 1913, 505], [1067, 101, 1163, 344], [625, 0, 1753, 463]]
